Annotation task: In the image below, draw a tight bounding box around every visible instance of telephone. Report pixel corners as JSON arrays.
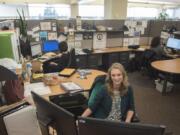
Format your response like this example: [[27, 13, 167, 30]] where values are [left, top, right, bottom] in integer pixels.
[[82, 49, 93, 54]]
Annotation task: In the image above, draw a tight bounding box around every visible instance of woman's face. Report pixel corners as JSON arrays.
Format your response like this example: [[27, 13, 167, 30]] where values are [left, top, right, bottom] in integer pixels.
[[110, 68, 123, 88]]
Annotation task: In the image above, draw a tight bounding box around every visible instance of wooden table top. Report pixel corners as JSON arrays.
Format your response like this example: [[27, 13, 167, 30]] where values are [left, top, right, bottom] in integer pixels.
[[77, 45, 150, 55], [93, 45, 149, 54], [47, 69, 106, 96], [151, 58, 180, 74], [25, 69, 106, 104]]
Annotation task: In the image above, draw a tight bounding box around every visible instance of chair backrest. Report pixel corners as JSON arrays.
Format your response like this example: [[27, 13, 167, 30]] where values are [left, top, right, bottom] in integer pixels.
[[3, 79, 24, 105], [89, 75, 106, 97], [141, 49, 157, 68], [0, 66, 17, 81], [67, 48, 76, 68]]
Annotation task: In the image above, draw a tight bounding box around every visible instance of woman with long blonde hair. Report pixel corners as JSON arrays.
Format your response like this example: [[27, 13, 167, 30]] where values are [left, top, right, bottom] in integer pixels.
[[82, 63, 135, 122]]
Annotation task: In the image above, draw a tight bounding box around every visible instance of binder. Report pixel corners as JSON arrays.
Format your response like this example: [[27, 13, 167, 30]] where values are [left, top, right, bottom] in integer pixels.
[[59, 68, 76, 77]]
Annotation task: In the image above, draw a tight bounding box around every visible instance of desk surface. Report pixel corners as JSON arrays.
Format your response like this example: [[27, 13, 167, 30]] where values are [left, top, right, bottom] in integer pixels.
[[47, 69, 106, 96], [25, 69, 106, 103], [151, 58, 180, 74], [92, 45, 149, 54]]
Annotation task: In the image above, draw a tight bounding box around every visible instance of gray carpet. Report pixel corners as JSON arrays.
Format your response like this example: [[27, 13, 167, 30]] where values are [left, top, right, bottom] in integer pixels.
[[128, 72, 180, 135]]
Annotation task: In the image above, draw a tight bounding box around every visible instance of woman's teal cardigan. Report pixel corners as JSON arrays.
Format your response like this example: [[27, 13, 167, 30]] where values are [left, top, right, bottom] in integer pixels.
[[88, 83, 135, 121]]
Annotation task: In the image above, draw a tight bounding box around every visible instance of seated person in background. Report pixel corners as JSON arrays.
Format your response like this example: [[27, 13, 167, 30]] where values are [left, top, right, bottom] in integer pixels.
[[43, 41, 69, 73], [150, 36, 166, 58], [81, 63, 135, 123]]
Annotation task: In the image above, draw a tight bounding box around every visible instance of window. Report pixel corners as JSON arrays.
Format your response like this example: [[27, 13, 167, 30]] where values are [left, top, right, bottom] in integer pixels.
[[79, 5, 104, 19], [28, 4, 70, 19], [174, 8, 180, 19], [0, 4, 28, 19], [166, 9, 174, 18], [127, 7, 158, 18]]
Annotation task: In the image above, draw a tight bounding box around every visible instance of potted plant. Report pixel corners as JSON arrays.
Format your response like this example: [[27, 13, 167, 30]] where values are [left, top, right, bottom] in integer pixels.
[[17, 9, 31, 59], [158, 10, 168, 20]]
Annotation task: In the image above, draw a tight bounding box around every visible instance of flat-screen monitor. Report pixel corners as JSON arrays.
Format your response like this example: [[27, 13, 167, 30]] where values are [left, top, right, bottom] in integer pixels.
[[31, 91, 78, 135], [166, 38, 180, 50], [78, 117, 165, 135], [42, 40, 59, 53], [31, 43, 42, 57]]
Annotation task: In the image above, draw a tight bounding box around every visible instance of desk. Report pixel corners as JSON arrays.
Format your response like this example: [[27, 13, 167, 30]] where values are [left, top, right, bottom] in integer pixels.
[[49, 69, 106, 96], [92, 45, 149, 54], [26, 69, 106, 103], [151, 58, 180, 94], [76, 46, 149, 69], [34, 46, 149, 71]]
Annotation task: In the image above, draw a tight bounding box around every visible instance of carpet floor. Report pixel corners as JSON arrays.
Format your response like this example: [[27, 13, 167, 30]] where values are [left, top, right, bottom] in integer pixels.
[[128, 72, 180, 135]]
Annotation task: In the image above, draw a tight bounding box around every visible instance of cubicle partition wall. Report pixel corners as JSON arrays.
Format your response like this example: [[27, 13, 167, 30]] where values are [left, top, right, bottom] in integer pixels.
[[24, 19, 180, 37], [13, 19, 180, 70]]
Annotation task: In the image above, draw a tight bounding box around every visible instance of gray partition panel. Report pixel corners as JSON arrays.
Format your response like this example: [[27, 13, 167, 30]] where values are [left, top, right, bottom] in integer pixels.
[[149, 20, 178, 37], [106, 38, 123, 47]]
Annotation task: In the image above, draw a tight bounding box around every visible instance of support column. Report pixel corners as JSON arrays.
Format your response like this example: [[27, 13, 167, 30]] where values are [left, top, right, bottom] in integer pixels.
[[71, 4, 79, 18], [104, 0, 127, 19]]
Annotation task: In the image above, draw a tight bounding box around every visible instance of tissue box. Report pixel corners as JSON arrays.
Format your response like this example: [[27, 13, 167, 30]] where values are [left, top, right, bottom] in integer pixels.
[[155, 80, 173, 93]]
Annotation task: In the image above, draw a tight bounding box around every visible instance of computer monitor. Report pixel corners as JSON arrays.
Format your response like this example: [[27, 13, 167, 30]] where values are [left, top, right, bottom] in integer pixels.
[[166, 38, 180, 50], [78, 117, 165, 135], [31, 91, 78, 135], [42, 40, 59, 53], [31, 43, 42, 57]]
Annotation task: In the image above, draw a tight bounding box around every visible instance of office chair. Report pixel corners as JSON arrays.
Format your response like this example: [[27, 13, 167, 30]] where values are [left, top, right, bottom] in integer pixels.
[[0, 66, 24, 105], [67, 48, 76, 68], [141, 49, 159, 78], [0, 65, 17, 81], [88, 74, 107, 96]]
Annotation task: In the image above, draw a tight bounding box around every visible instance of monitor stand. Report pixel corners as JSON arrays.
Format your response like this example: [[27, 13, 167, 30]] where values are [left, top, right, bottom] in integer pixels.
[[37, 115, 52, 135]]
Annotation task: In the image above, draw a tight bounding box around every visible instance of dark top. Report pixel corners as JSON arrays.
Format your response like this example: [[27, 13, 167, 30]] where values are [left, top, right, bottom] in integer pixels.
[[88, 84, 135, 121], [43, 52, 69, 73], [151, 45, 166, 58]]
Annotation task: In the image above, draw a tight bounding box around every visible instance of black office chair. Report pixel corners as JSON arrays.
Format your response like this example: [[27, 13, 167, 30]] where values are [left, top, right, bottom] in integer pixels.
[[0, 65, 17, 81], [88, 75, 107, 96], [141, 49, 159, 78], [67, 48, 76, 68]]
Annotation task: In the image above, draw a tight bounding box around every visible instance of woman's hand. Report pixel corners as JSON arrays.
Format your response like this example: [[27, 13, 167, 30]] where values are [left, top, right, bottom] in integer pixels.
[[81, 108, 92, 117], [50, 62, 58, 66], [125, 110, 134, 123]]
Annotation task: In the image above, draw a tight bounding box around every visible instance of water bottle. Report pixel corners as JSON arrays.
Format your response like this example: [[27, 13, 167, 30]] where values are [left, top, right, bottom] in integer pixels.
[[26, 62, 32, 79]]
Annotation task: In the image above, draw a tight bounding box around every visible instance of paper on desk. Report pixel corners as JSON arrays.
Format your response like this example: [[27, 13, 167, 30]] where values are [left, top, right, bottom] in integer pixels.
[[60, 82, 83, 93], [24, 82, 51, 97], [138, 48, 145, 51], [94, 49, 104, 53]]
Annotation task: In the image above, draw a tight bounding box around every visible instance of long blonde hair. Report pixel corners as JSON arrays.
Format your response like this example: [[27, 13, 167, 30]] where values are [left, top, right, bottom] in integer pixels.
[[106, 63, 129, 96]]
